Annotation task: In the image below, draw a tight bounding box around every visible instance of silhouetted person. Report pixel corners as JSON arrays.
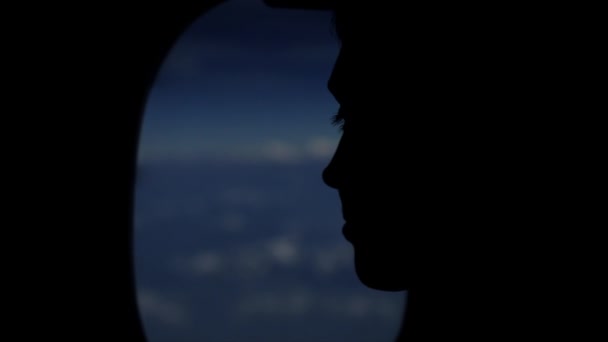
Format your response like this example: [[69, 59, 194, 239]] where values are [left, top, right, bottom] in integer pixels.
[[12, 1, 596, 340], [314, 1, 599, 341]]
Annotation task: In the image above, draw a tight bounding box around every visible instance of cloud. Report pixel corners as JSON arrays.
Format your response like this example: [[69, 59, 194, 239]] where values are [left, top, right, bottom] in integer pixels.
[[266, 237, 299, 265], [190, 251, 224, 274], [260, 140, 301, 163], [320, 295, 402, 318], [233, 247, 273, 276], [219, 212, 246, 232], [232, 235, 302, 277], [137, 136, 338, 164], [236, 290, 314, 316], [169, 229, 371, 292], [345, 296, 373, 317], [173, 250, 226, 277], [235, 137, 337, 163], [236, 291, 403, 318], [219, 186, 267, 207], [175, 234, 304, 279], [175, 237, 357, 281], [313, 244, 352, 274], [305, 136, 337, 159], [137, 290, 188, 326]]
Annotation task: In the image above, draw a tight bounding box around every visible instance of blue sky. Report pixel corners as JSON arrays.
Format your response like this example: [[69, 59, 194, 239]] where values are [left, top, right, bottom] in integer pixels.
[[135, 1, 406, 341], [139, 0, 342, 163]]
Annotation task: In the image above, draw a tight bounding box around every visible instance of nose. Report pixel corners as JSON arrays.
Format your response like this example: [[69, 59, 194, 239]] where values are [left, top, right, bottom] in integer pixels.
[[322, 135, 347, 190], [323, 141, 348, 189], [322, 161, 340, 189]]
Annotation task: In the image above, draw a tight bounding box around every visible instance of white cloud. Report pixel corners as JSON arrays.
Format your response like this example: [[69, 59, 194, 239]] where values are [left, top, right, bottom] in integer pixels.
[[138, 136, 339, 164], [172, 251, 225, 276], [313, 244, 352, 274], [267, 237, 299, 266], [174, 237, 355, 282], [190, 251, 224, 274], [175, 235, 302, 279], [233, 235, 301, 275], [137, 290, 187, 326], [244, 137, 337, 163], [260, 140, 301, 163], [305, 136, 337, 159]]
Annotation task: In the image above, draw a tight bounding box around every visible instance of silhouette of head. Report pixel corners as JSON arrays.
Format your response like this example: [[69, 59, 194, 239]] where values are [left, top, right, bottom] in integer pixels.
[[269, 1, 595, 338], [322, 5, 405, 292], [321, 3, 467, 292]]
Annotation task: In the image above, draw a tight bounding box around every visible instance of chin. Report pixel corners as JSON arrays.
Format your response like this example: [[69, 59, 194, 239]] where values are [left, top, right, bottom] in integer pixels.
[[353, 249, 410, 292], [357, 275, 408, 292]]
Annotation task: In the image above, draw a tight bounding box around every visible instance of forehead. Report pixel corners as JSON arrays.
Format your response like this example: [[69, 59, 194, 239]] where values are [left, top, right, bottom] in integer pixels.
[[334, 4, 452, 47], [333, 4, 404, 43], [334, 7, 379, 44]]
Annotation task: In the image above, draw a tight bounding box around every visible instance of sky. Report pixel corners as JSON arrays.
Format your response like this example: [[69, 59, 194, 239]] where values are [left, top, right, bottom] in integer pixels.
[[135, 1, 406, 341], [139, 0, 342, 163]]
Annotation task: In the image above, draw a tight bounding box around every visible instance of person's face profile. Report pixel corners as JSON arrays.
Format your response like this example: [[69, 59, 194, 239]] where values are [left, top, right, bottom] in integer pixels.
[[322, 4, 488, 293], [322, 8, 428, 292]]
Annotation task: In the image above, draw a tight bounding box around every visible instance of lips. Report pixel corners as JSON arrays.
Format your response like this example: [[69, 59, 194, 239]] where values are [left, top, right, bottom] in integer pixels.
[[342, 222, 360, 244], [342, 222, 356, 243]]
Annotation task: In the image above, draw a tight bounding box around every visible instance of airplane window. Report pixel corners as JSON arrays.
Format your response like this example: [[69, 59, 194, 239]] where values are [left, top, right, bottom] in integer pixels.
[[135, 1, 404, 341]]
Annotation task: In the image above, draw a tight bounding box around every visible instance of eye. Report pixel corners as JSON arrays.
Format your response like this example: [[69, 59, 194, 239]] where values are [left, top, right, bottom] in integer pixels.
[[330, 107, 347, 131]]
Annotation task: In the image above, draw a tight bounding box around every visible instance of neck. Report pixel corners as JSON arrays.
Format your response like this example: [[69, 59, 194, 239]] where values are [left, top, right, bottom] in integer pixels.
[[395, 288, 450, 341], [394, 287, 490, 341]]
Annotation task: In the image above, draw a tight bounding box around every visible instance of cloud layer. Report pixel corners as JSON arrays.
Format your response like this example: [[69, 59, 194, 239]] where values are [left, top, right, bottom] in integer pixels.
[[135, 160, 404, 342], [175, 237, 352, 278], [138, 290, 188, 326], [138, 136, 338, 163]]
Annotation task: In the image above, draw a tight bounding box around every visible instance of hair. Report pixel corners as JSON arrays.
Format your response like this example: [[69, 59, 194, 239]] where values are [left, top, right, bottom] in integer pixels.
[[330, 8, 343, 43], [329, 3, 380, 44]]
